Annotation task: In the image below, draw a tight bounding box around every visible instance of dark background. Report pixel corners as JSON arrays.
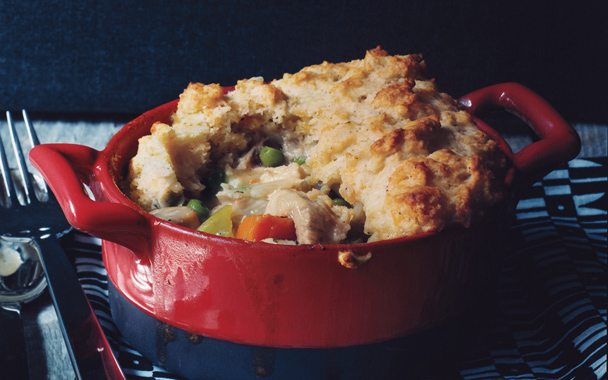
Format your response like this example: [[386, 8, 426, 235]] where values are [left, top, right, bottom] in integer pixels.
[[1, 0, 606, 123]]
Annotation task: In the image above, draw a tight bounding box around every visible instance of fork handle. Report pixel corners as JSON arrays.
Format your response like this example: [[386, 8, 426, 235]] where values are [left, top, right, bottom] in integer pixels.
[[35, 235, 125, 380], [29, 144, 149, 254]]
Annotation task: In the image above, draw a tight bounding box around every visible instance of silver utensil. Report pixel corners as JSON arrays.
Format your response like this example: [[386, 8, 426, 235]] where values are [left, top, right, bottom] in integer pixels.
[[0, 110, 125, 380], [0, 110, 48, 379], [0, 237, 46, 379]]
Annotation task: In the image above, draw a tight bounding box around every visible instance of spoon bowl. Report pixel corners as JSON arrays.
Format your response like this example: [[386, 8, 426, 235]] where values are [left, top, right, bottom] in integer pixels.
[[0, 237, 47, 304], [0, 237, 47, 379]]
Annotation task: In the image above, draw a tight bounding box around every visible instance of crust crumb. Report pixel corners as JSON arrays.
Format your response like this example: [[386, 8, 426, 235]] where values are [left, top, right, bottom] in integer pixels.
[[338, 250, 373, 268]]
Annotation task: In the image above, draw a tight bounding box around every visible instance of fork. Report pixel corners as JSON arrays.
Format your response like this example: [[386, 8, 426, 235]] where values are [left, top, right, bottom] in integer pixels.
[[0, 110, 125, 380]]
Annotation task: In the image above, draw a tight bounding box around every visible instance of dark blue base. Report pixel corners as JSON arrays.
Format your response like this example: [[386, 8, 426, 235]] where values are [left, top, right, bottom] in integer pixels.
[[109, 280, 481, 380]]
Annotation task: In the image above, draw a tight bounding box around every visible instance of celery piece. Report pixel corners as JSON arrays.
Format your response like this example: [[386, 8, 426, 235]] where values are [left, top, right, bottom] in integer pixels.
[[294, 155, 307, 165], [197, 205, 234, 237]]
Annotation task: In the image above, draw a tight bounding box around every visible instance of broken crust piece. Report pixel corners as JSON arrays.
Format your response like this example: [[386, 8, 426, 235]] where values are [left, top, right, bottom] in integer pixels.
[[339, 250, 373, 269], [126, 46, 507, 243]]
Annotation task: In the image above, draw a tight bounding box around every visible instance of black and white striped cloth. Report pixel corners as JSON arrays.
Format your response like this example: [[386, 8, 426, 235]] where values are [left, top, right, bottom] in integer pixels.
[[64, 157, 607, 380]]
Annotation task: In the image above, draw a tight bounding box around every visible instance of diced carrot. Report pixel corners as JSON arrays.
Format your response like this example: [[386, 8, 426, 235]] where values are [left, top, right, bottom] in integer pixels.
[[236, 214, 297, 242]]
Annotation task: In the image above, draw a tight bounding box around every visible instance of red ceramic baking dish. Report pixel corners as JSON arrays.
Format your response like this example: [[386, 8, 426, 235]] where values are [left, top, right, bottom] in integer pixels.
[[29, 83, 580, 350]]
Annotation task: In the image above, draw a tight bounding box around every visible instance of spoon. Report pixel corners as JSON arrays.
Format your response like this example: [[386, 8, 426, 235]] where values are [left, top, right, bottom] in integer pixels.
[[0, 237, 47, 379]]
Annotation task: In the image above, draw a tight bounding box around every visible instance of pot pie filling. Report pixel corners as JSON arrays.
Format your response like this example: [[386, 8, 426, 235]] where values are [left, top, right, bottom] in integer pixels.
[[125, 47, 507, 245]]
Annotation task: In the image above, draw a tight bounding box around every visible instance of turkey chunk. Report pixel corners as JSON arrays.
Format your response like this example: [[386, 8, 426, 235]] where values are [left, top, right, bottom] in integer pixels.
[[265, 189, 349, 244]]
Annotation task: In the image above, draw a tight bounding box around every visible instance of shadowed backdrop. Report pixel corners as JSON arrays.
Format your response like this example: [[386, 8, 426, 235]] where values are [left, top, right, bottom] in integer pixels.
[[1, 0, 606, 123]]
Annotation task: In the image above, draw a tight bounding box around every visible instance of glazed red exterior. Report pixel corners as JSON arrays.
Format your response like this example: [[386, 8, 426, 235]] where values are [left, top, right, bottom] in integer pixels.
[[29, 83, 580, 348]]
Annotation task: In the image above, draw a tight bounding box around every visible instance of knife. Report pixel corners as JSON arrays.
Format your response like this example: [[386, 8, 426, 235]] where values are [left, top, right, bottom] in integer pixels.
[[35, 235, 125, 380], [0, 305, 29, 379]]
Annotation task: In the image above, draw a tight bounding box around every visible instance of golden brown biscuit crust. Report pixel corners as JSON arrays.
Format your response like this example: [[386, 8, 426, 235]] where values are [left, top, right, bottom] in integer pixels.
[[126, 47, 507, 241]]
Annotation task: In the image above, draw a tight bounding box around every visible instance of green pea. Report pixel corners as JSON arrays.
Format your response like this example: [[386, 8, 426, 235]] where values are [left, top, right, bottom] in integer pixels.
[[207, 169, 225, 192], [259, 146, 285, 167], [294, 155, 307, 165], [333, 198, 350, 207], [187, 199, 210, 219]]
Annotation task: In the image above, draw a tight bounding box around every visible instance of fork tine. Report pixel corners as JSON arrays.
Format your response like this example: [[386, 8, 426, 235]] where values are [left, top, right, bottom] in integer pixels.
[[22, 110, 41, 147], [6, 111, 36, 204], [0, 122, 18, 207], [22, 110, 48, 195]]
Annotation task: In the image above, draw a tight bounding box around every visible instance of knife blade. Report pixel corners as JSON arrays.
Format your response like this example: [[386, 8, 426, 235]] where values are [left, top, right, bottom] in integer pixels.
[[35, 235, 125, 380], [0, 305, 29, 379]]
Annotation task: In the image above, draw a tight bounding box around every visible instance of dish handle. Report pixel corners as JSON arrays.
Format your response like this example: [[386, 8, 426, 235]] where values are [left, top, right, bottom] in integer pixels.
[[459, 82, 581, 185], [29, 144, 149, 254]]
